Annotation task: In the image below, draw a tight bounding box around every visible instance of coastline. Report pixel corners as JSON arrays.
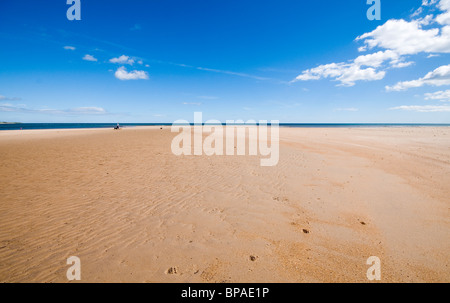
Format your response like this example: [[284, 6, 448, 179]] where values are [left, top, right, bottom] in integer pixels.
[[1, 123, 450, 132]]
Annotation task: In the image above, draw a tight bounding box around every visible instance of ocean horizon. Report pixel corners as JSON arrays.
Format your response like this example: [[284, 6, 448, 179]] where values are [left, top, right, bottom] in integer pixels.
[[1, 122, 450, 131]]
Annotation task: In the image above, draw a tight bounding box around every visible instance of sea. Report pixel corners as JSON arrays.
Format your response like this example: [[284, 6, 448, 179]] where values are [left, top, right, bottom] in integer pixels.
[[1, 123, 450, 131]]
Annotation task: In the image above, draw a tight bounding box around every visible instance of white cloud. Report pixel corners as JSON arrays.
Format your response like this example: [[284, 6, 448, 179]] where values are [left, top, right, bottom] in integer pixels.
[[356, 19, 450, 55], [68, 107, 106, 114], [114, 66, 149, 80], [183, 102, 202, 106], [292, 51, 403, 86], [411, 7, 423, 18], [436, 0, 450, 24], [357, 0, 450, 53], [358, 46, 367, 52], [422, 0, 438, 6], [196, 66, 270, 81], [390, 105, 450, 112], [63, 46, 76, 50], [419, 0, 450, 25], [418, 14, 434, 26], [0, 104, 107, 115], [109, 55, 135, 65], [0, 95, 21, 101], [386, 64, 450, 91], [293, 1, 450, 87], [83, 54, 98, 62], [0, 103, 22, 111], [424, 89, 450, 101], [293, 62, 386, 87], [353, 50, 399, 67], [391, 61, 414, 68], [436, 10, 450, 24]]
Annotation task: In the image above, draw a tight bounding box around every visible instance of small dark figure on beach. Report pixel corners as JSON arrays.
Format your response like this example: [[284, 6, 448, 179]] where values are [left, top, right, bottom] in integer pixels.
[[114, 123, 120, 130]]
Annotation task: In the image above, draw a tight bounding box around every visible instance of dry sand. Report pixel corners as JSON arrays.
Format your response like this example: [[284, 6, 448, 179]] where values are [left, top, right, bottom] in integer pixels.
[[0, 126, 449, 282]]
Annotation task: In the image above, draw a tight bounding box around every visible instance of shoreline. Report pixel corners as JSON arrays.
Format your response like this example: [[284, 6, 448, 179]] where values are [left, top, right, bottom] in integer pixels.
[[0, 123, 449, 133]]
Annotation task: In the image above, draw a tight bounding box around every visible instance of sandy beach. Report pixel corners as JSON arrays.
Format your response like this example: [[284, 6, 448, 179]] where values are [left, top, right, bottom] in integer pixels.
[[0, 126, 449, 282]]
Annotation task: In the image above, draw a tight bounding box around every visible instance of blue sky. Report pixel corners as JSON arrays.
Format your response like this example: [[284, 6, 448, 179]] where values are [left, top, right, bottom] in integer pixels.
[[0, 0, 449, 123]]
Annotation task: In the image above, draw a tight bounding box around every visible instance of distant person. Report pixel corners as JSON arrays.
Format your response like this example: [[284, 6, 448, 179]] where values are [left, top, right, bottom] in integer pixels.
[[114, 123, 120, 130]]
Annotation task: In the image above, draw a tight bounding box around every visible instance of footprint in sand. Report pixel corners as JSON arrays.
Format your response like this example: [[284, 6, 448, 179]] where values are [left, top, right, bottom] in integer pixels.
[[249, 255, 258, 262], [290, 222, 310, 234], [166, 267, 178, 275], [272, 197, 289, 202]]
